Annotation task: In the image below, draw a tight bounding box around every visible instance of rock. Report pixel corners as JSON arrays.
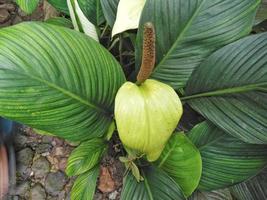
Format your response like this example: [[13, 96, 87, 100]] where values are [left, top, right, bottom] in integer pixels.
[[32, 157, 50, 179], [54, 147, 64, 156], [17, 148, 34, 178], [17, 148, 34, 166], [13, 181, 30, 197], [0, 3, 16, 12], [14, 134, 28, 149], [98, 167, 116, 193], [58, 158, 67, 171], [42, 136, 53, 143], [29, 184, 46, 200], [35, 143, 52, 154], [0, 8, 10, 23], [45, 171, 68, 195]]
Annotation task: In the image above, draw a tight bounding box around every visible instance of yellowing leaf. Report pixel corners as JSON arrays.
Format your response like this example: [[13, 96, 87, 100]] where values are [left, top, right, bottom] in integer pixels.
[[112, 0, 146, 37]]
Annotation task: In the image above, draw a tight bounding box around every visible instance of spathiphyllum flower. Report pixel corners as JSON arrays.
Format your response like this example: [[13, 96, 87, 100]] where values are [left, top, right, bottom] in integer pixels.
[[115, 22, 183, 161], [115, 79, 183, 161]]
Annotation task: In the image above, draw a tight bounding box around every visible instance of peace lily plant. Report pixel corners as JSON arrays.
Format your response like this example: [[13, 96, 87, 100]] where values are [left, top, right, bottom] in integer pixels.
[[1, 0, 267, 199]]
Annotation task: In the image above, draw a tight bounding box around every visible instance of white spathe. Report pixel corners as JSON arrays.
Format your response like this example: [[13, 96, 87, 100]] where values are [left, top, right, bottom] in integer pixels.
[[112, 0, 146, 37], [67, 0, 99, 41]]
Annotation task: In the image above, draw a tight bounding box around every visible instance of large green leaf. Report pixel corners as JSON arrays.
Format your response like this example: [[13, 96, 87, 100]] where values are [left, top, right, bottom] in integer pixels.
[[48, 0, 69, 15], [135, 0, 260, 90], [230, 168, 267, 200], [78, 0, 105, 26], [156, 133, 202, 197], [100, 0, 119, 27], [121, 166, 186, 200], [66, 138, 107, 176], [188, 121, 267, 191], [0, 22, 125, 141], [15, 0, 39, 14], [184, 33, 267, 144], [189, 189, 233, 200], [71, 166, 99, 200]]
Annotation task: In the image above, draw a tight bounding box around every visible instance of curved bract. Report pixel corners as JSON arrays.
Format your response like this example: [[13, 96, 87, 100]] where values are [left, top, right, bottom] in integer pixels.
[[115, 79, 183, 161], [0, 22, 125, 141]]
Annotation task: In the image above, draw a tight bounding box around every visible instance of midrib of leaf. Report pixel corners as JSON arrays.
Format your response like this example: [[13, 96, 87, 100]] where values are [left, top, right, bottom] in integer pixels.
[[4, 68, 109, 115], [143, 173, 154, 200], [153, 0, 206, 72], [157, 137, 179, 168], [198, 134, 225, 151], [182, 82, 267, 101]]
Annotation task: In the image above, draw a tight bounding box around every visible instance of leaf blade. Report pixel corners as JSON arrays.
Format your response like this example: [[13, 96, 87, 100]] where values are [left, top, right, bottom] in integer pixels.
[[0, 22, 125, 141], [135, 0, 260, 89], [188, 121, 267, 191], [157, 133, 202, 197], [185, 33, 267, 144]]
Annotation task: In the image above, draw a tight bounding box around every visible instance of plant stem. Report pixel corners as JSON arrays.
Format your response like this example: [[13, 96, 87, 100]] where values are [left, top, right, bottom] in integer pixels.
[[181, 82, 267, 101]]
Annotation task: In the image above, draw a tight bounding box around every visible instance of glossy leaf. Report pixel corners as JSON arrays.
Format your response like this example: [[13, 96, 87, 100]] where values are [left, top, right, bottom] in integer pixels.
[[188, 121, 267, 191], [0, 22, 125, 141], [71, 166, 99, 200], [185, 33, 267, 144], [157, 133, 202, 197], [112, 0, 146, 37], [15, 0, 39, 14], [100, 0, 119, 27], [230, 168, 267, 200], [189, 189, 233, 200], [121, 166, 186, 200], [45, 17, 73, 28], [135, 0, 260, 90], [78, 0, 105, 26], [48, 0, 69, 14], [66, 138, 107, 176]]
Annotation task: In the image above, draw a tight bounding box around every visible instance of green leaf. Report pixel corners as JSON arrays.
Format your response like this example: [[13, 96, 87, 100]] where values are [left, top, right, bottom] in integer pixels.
[[71, 166, 99, 200], [255, 0, 267, 25], [0, 22, 125, 141], [156, 133, 202, 197], [48, 0, 69, 15], [121, 165, 186, 200], [100, 0, 119, 27], [78, 0, 105, 26], [135, 0, 260, 90], [45, 17, 73, 28], [184, 33, 267, 144], [230, 168, 267, 200], [188, 121, 267, 191], [189, 189, 233, 200], [66, 138, 106, 176], [15, 0, 39, 14]]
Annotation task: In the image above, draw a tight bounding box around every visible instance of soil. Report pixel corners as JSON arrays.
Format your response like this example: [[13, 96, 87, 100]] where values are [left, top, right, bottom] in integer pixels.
[[0, 1, 124, 199]]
